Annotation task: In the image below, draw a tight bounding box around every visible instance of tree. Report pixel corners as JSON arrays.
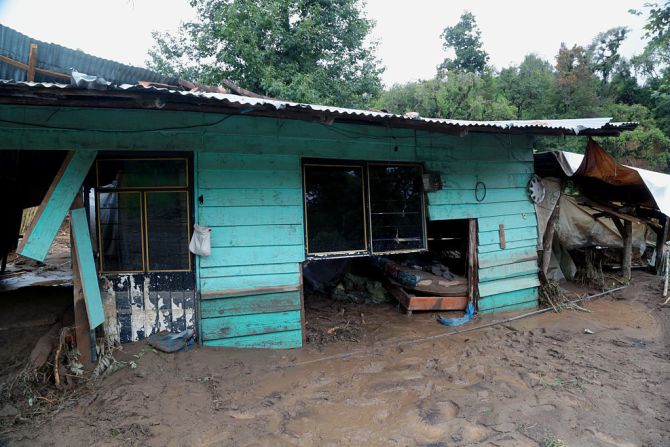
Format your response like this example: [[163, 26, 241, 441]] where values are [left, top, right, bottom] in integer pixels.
[[437, 11, 489, 75], [148, 0, 383, 108], [554, 43, 600, 116], [588, 27, 629, 86], [498, 54, 556, 119]]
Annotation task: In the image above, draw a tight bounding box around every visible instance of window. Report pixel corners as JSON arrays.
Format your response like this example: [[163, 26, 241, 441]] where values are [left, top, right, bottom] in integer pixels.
[[96, 158, 191, 273], [303, 161, 426, 257]]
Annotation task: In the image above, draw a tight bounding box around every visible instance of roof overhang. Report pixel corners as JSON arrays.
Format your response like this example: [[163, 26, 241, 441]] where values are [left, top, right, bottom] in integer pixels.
[[0, 80, 638, 137]]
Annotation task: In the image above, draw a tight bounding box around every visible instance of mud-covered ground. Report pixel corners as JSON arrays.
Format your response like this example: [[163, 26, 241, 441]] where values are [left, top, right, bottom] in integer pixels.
[[1, 271, 669, 447]]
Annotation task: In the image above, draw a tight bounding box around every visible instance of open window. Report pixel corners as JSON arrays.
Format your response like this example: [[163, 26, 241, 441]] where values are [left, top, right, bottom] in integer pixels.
[[303, 160, 426, 258], [95, 158, 191, 273]]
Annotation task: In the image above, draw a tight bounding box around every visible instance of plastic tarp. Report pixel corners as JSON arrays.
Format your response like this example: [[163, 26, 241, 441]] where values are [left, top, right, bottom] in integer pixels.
[[543, 141, 670, 217], [556, 195, 648, 252]]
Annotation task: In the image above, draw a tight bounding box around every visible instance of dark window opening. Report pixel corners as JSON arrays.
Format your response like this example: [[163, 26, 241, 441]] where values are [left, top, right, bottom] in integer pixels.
[[303, 161, 426, 258], [304, 164, 367, 255], [368, 164, 425, 253], [96, 158, 191, 273]]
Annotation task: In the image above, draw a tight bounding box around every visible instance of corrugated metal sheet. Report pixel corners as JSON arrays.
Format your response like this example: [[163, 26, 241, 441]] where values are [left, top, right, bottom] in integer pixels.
[[0, 24, 177, 85], [0, 79, 637, 136]]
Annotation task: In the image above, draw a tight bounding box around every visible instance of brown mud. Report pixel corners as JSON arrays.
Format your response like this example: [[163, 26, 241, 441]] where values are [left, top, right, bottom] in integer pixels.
[[1, 271, 668, 447]]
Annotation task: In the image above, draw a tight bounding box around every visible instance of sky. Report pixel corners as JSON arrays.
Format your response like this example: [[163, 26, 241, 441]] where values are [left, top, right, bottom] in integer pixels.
[[0, 0, 651, 87]]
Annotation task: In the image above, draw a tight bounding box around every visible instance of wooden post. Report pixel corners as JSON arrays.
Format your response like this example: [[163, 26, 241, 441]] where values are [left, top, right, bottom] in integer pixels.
[[655, 216, 669, 276], [70, 195, 93, 366], [27, 44, 38, 82], [541, 198, 561, 275], [467, 219, 479, 310], [622, 220, 633, 282]]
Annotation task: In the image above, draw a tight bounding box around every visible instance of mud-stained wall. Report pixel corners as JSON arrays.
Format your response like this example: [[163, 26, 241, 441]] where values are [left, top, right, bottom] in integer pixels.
[[102, 274, 195, 343]]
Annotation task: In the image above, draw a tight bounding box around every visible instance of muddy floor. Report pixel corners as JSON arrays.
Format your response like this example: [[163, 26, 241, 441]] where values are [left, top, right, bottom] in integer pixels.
[[1, 271, 669, 447]]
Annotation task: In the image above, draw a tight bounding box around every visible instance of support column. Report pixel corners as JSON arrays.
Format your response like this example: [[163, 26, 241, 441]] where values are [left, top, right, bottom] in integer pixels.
[[622, 220, 633, 282]]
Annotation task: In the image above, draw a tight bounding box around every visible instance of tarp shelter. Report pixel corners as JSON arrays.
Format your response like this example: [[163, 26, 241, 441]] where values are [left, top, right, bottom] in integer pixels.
[[534, 140, 670, 217], [534, 140, 670, 279]]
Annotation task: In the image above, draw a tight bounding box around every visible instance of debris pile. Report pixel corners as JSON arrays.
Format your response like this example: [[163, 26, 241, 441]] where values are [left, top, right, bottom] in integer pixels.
[[331, 272, 391, 305]]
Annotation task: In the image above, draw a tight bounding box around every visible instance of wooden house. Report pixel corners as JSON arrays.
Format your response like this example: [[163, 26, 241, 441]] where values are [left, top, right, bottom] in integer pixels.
[[0, 79, 636, 348]]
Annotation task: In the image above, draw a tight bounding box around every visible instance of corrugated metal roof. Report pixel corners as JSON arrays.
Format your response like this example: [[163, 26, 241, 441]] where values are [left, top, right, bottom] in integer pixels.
[[0, 24, 177, 85], [0, 80, 638, 136]]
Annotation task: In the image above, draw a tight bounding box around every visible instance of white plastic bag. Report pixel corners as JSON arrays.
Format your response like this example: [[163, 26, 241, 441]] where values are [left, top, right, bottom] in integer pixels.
[[189, 224, 211, 257]]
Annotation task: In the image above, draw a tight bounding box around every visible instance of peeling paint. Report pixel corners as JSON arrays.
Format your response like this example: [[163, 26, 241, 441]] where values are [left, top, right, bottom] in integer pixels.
[[101, 272, 195, 343]]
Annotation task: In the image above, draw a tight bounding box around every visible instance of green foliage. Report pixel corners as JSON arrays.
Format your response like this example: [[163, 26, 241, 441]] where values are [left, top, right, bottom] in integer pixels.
[[588, 27, 629, 85], [148, 0, 383, 108], [498, 54, 557, 119], [437, 11, 489, 75], [375, 72, 515, 121]]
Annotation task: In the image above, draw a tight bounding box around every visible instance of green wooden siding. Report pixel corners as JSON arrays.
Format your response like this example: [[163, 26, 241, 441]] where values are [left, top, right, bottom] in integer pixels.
[[0, 104, 541, 349], [196, 151, 304, 348]]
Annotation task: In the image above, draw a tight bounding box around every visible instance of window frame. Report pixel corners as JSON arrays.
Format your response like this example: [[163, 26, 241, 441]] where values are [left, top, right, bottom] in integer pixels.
[[302, 159, 427, 259], [95, 157, 192, 274]]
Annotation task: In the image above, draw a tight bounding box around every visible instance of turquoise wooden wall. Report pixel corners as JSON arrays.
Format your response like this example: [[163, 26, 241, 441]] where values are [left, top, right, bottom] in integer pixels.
[[0, 104, 540, 348]]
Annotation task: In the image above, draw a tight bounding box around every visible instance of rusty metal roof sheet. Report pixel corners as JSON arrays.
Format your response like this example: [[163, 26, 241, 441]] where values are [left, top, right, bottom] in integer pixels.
[[0, 79, 638, 136]]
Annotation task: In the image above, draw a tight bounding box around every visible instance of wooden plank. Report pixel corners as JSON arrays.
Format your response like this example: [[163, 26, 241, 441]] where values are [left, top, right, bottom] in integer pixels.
[[199, 188, 302, 207], [0, 54, 70, 80], [478, 274, 540, 298], [203, 329, 302, 348], [429, 200, 535, 220], [478, 300, 538, 314], [27, 44, 38, 82], [201, 272, 301, 292], [435, 173, 532, 190], [201, 310, 302, 340], [477, 287, 539, 312], [478, 226, 538, 245], [197, 152, 299, 170], [200, 245, 305, 268], [477, 213, 538, 232], [427, 187, 528, 205], [478, 246, 538, 269], [468, 218, 479, 307], [622, 220, 633, 282], [199, 206, 303, 226], [499, 224, 506, 249], [425, 160, 534, 175], [70, 207, 105, 328], [478, 238, 537, 254], [18, 150, 97, 262], [479, 260, 539, 282], [201, 284, 300, 299], [416, 143, 533, 162], [209, 225, 303, 248], [383, 279, 467, 311], [200, 263, 299, 278], [655, 216, 669, 275], [200, 290, 301, 318], [198, 169, 300, 189], [70, 209, 93, 366]]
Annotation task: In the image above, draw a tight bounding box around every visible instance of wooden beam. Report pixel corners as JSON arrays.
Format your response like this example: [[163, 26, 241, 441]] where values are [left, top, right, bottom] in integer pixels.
[[468, 219, 479, 309], [17, 150, 97, 262], [70, 197, 93, 366], [656, 216, 669, 275], [0, 54, 70, 81], [70, 207, 105, 329], [541, 197, 561, 275], [27, 44, 38, 82], [622, 220, 633, 282], [201, 284, 301, 299]]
